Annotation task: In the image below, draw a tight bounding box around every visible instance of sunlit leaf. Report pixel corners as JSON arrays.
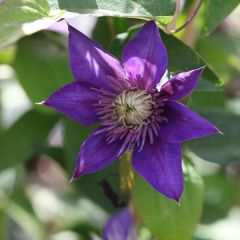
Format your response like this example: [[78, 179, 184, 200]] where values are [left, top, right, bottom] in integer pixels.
[[0, 0, 64, 49], [56, 0, 176, 24]]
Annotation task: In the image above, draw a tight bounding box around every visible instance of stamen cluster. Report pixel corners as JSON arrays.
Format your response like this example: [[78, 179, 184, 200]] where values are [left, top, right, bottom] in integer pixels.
[[94, 77, 167, 154]]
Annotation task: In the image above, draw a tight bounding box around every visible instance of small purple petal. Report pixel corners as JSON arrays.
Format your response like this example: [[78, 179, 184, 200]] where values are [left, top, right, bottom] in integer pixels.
[[43, 82, 98, 126], [47, 20, 68, 35], [68, 24, 126, 90], [103, 208, 137, 240], [161, 67, 205, 100], [161, 100, 221, 142], [132, 139, 183, 201], [71, 129, 124, 180], [123, 20, 167, 89]]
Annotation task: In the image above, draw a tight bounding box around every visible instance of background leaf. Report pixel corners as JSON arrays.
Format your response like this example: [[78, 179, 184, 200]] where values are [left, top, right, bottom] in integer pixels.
[[0, 0, 64, 49], [160, 31, 222, 91], [201, 170, 237, 223], [201, 0, 240, 36], [57, 0, 176, 23], [187, 110, 240, 165], [132, 160, 204, 240], [63, 118, 92, 177], [13, 32, 72, 103], [0, 110, 59, 170], [189, 91, 225, 111]]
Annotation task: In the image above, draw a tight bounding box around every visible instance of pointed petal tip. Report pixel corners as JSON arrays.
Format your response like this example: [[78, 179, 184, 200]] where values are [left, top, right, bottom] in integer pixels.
[[68, 177, 75, 184], [67, 23, 76, 31], [216, 128, 223, 135], [123, 18, 167, 88], [35, 100, 45, 105], [210, 124, 223, 136], [69, 169, 82, 183], [157, 186, 183, 203], [197, 66, 206, 73], [169, 190, 183, 203], [69, 174, 77, 183], [176, 200, 181, 207]]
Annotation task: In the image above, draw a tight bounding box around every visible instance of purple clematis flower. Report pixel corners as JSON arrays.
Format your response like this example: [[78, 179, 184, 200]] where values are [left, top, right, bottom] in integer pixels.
[[91, 208, 137, 240], [43, 20, 220, 201], [102, 208, 137, 240]]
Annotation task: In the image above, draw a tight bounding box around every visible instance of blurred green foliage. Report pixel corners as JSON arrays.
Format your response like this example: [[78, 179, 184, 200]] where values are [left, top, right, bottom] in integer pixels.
[[0, 0, 240, 239]]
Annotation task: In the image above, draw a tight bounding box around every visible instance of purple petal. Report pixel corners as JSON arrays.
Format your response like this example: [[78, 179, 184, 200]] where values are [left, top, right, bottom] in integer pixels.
[[132, 139, 183, 201], [71, 129, 124, 180], [161, 100, 221, 142], [123, 20, 167, 89], [43, 82, 98, 126], [103, 208, 137, 240], [161, 67, 204, 100], [47, 20, 68, 35], [68, 24, 126, 90]]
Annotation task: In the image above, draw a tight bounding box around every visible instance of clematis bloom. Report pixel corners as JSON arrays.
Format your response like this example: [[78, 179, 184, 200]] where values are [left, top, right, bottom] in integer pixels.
[[102, 208, 137, 240], [43, 20, 220, 201], [91, 208, 137, 240]]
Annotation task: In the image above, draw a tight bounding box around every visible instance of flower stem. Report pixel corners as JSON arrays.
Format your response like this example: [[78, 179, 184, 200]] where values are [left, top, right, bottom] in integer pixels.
[[173, 0, 204, 34]]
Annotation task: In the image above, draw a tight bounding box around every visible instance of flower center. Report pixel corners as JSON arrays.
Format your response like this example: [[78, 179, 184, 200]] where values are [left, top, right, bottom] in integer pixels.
[[112, 90, 153, 126]]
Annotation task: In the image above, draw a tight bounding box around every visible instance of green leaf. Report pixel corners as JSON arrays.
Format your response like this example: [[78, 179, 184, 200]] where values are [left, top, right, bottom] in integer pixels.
[[132, 160, 204, 240], [0, 211, 7, 240], [0, 46, 16, 64], [0, 0, 175, 48], [189, 91, 225, 110], [160, 31, 222, 90], [187, 110, 240, 165], [196, 33, 240, 82], [201, 0, 240, 36], [0, 0, 64, 49], [201, 170, 237, 223], [0, 110, 59, 170], [92, 17, 131, 49], [74, 162, 127, 213], [10, 166, 35, 215], [13, 32, 72, 103], [63, 118, 93, 177], [57, 0, 176, 23]]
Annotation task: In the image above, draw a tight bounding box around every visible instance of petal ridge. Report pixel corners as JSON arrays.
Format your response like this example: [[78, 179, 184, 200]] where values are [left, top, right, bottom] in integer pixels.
[[161, 100, 221, 142], [68, 24, 126, 90], [123, 20, 168, 89], [132, 139, 184, 201]]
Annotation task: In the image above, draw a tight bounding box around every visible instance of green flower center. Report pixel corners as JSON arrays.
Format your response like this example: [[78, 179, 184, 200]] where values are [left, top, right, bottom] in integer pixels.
[[113, 90, 153, 126]]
